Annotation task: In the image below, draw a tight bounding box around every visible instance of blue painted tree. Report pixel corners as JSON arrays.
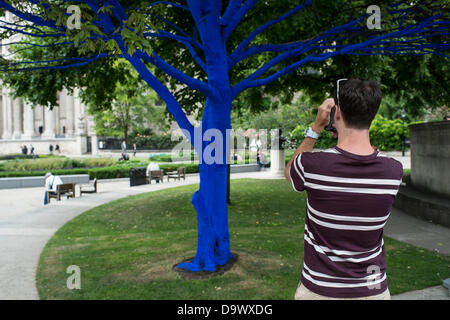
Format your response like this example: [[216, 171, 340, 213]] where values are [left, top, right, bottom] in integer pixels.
[[0, 0, 448, 272]]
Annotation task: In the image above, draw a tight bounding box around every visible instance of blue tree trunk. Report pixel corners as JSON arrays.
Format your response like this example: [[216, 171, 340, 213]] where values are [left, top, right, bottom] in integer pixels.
[[178, 98, 233, 272], [177, 0, 234, 272]]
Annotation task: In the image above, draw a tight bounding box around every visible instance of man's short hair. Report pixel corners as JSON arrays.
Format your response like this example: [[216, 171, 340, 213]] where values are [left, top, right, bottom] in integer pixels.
[[338, 78, 382, 129]]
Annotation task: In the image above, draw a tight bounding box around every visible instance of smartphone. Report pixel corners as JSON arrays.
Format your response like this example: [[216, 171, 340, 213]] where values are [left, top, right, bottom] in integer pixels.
[[325, 105, 337, 132]]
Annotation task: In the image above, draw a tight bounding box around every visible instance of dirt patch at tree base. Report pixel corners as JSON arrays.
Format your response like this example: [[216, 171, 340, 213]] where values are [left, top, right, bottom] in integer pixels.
[[173, 253, 239, 280]]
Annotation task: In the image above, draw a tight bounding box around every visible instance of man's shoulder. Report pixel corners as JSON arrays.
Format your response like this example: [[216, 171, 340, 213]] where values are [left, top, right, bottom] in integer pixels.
[[375, 152, 404, 178], [299, 147, 340, 162]]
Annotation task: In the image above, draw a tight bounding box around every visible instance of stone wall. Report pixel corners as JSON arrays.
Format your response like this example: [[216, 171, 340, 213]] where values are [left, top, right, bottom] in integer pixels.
[[409, 121, 450, 197]]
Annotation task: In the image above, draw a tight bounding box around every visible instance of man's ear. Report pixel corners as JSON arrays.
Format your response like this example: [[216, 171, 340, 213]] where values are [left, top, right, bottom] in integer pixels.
[[335, 105, 341, 120]]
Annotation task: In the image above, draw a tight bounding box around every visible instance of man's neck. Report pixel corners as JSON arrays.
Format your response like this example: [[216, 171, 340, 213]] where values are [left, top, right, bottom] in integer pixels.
[[336, 127, 375, 156]]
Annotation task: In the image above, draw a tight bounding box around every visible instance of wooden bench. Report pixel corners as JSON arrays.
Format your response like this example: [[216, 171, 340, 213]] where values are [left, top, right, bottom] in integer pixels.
[[46, 183, 76, 203], [80, 178, 97, 195], [147, 170, 164, 184], [167, 167, 186, 182]]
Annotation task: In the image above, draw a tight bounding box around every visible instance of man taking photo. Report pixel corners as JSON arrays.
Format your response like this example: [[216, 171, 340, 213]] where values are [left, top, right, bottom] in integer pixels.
[[285, 78, 403, 300]]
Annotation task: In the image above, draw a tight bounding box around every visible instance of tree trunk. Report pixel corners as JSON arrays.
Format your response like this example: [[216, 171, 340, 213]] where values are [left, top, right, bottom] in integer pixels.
[[177, 97, 233, 272], [227, 163, 231, 204], [172, 0, 234, 272]]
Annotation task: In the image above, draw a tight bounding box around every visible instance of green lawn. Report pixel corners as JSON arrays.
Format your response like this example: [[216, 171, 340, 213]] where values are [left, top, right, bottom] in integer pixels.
[[37, 179, 450, 299]]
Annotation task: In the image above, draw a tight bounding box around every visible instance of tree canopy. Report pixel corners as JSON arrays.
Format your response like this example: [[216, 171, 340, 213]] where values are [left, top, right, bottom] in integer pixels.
[[1, 1, 448, 118]]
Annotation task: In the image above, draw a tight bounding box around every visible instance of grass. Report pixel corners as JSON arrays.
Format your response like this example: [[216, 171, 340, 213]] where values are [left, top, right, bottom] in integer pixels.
[[37, 179, 450, 300]]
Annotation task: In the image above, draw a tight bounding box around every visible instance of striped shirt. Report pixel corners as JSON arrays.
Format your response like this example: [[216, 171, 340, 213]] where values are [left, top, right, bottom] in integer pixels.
[[289, 146, 403, 298]]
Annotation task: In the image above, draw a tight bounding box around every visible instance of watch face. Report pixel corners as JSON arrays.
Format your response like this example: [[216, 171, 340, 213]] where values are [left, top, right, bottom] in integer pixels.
[[304, 127, 318, 139]]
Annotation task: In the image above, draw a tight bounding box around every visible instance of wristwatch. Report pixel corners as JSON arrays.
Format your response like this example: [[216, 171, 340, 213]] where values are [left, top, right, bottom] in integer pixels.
[[304, 126, 320, 139]]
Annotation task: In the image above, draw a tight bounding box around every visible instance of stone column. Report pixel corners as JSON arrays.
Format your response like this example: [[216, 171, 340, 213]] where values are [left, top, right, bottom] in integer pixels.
[[54, 104, 60, 136], [42, 107, 56, 138], [12, 98, 23, 139], [91, 134, 99, 155], [88, 117, 98, 155], [33, 105, 43, 135], [64, 90, 75, 137], [270, 129, 285, 178], [22, 101, 35, 139], [1, 88, 11, 139], [73, 88, 87, 154], [73, 88, 86, 135]]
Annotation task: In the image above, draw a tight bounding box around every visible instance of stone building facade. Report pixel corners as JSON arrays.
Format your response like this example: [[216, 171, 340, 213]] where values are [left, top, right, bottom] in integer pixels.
[[0, 9, 98, 156], [0, 87, 99, 156]]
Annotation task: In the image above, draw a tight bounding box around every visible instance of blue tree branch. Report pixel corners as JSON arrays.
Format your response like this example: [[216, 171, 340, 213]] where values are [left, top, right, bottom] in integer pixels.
[[231, 0, 313, 58], [145, 13, 206, 71], [0, 1, 64, 31], [223, 0, 259, 41], [125, 53, 196, 149], [0, 53, 110, 72], [232, 13, 449, 98], [134, 49, 214, 97], [107, 1, 213, 96], [220, 0, 242, 26], [0, 24, 65, 37]]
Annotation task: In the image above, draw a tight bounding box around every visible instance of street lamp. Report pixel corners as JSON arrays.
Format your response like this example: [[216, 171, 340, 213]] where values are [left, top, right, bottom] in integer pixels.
[[401, 108, 406, 157]]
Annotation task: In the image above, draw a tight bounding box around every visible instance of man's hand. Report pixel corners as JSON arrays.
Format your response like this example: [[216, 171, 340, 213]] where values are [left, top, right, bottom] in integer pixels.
[[330, 124, 338, 139], [312, 98, 335, 133]]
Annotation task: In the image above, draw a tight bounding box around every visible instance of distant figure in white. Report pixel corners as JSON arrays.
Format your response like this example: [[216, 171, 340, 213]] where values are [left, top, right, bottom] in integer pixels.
[[146, 162, 161, 183], [44, 172, 63, 205]]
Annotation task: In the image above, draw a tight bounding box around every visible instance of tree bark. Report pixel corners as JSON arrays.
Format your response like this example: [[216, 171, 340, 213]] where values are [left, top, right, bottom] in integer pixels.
[[177, 97, 233, 272]]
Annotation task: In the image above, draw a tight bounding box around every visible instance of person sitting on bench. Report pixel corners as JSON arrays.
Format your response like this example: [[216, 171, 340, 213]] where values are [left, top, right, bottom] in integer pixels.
[[44, 172, 63, 205], [146, 162, 161, 183]]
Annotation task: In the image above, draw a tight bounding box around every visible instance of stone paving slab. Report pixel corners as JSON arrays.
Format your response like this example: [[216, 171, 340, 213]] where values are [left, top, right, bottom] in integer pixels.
[[392, 285, 450, 300]]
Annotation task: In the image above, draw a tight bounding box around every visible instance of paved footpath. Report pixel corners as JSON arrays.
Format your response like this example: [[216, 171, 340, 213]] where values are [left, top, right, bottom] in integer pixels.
[[0, 171, 448, 300]]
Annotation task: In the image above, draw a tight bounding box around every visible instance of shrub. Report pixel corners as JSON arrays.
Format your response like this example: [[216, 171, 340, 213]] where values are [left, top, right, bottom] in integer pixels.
[[78, 158, 117, 168], [0, 157, 119, 172], [0, 163, 201, 179], [134, 134, 182, 150], [369, 115, 421, 151], [289, 124, 336, 150], [0, 154, 38, 161], [289, 115, 422, 151], [148, 153, 173, 162], [1, 158, 83, 172]]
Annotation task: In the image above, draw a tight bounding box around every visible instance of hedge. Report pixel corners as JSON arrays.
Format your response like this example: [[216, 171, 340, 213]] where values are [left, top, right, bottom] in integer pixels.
[[0, 163, 201, 180], [0, 154, 39, 161], [134, 135, 182, 150], [2, 157, 118, 172]]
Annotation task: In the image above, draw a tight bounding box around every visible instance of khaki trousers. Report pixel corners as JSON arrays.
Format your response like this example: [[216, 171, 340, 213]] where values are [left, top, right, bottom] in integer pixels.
[[295, 283, 391, 300]]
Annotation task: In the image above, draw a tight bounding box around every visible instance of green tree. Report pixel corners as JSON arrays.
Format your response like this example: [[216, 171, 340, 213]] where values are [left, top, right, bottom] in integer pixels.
[[88, 62, 168, 141]]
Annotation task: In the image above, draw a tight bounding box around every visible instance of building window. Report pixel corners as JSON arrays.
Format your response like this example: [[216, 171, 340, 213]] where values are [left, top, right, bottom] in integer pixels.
[[38, 126, 43, 134]]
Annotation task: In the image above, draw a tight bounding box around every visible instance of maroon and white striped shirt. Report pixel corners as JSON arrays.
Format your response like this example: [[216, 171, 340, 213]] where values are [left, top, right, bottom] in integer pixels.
[[290, 146, 403, 298]]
